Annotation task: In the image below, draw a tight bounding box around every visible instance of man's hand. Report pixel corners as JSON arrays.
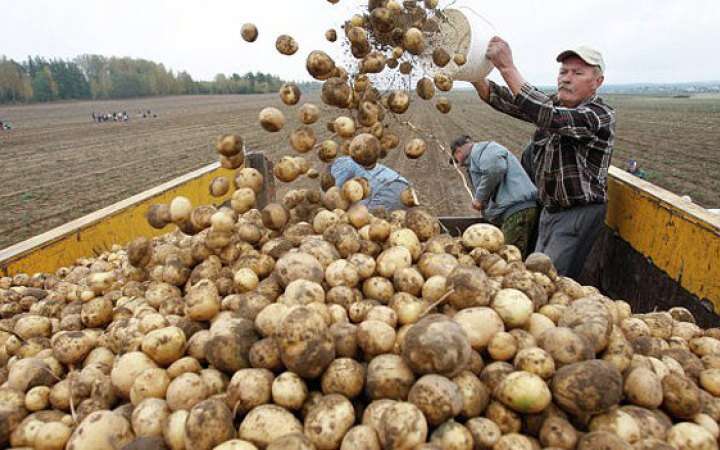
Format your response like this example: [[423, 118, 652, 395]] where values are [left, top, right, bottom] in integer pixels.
[[486, 36, 515, 72], [472, 199, 485, 211]]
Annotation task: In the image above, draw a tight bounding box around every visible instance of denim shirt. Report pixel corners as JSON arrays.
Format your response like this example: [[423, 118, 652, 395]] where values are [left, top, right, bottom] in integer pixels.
[[331, 157, 409, 211], [465, 142, 538, 221]]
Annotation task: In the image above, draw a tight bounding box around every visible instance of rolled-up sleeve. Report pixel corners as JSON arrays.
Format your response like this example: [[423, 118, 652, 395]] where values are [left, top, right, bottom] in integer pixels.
[[470, 146, 507, 203]]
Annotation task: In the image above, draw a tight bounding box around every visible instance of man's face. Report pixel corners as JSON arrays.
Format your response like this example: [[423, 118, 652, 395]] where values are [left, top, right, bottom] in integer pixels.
[[453, 142, 471, 164], [557, 56, 604, 107]]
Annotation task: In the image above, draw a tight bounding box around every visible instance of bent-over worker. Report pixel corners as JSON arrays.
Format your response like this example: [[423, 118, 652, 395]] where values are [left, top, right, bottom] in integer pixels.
[[330, 156, 411, 212], [451, 135, 538, 256]]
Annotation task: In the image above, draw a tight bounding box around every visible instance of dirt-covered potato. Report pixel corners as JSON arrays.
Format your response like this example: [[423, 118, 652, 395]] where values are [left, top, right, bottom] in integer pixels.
[[241, 23, 258, 42], [552, 360, 623, 416], [402, 314, 471, 378], [226, 368, 273, 416], [304, 394, 355, 450], [66, 410, 134, 450], [307, 50, 336, 80], [276, 306, 335, 378], [365, 354, 415, 400], [404, 138, 427, 159], [588, 408, 641, 444], [539, 326, 594, 367], [408, 374, 463, 426], [375, 401, 427, 449], [662, 372, 703, 418], [276, 34, 299, 55], [238, 405, 303, 448], [271, 371, 308, 410], [166, 372, 209, 411], [340, 425, 381, 450], [259, 107, 285, 132]]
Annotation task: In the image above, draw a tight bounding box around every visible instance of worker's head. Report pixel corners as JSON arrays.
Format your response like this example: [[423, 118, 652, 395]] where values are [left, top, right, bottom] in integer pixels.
[[556, 46, 605, 107], [450, 135, 473, 164]]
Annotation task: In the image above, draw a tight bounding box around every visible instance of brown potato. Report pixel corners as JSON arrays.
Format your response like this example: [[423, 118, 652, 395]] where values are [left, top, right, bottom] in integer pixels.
[[403, 27, 426, 55], [325, 28, 337, 42], [307, 51, 336, 80], [436, 97, 452, 114], [280, 83, 302, 106], [551, 360, 623, 416], [403, 314, 471, 378], [416, 78, 435, 100], [259, 107, 285, 132], [241, 23, 258, 42], [350, 133, 381, 168], [276, 34, 298, 55], [432, 48, 451, 67], [404, 138, 427, 159]]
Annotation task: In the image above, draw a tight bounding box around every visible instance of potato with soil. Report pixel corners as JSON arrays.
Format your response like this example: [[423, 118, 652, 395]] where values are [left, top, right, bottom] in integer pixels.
[[238, 405, 303, 448], [226, 368, 273, 415], [241, 23, 258, 42], [141, 326, 186, 366], [408, 374, 463, 426], [446, 265, 491, 309], [272, 371, 308, 410], [662, 372, 703, 418], [387, 90, 410, 114], [274, 251, 324, 287], [559, 297, 614, 353], [462, 223, 505, 251], [307, 50, 336, 80], [494, 370, 551, 414], [304, 394, 356, 450], [403, 27, 425, 55], [539, 326, 594, 367], [551, 360, 623, 416], [377, 402, 428, 450], [259, 107, 285, 132], [402, 314, 471, 377], [276, 34, 298, 55], [429, 420, 474, 450], [492, 289, 535, 331], [365, 354, 415, 400], [340, 425, 381, 450], [275, 306, 335, 379], [404, 138, 427, 159], [350, 133, 381, 168], [66, 410, 134, 450]]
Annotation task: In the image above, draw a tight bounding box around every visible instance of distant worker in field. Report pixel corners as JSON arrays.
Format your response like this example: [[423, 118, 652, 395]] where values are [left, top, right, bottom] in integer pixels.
[[473, 38, 616, 278], [329, 156, 411, 212], [451, 135, 539, 256], [626, 159, 647, 179]]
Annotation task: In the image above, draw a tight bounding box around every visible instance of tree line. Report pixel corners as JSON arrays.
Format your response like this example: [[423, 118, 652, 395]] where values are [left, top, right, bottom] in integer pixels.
[[0, 55, 317, 104]]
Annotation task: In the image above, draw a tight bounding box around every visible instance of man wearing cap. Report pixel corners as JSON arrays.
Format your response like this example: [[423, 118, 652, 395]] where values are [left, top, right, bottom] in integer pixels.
[[450, 135, 539, 256], [472, 37, 615, 278]]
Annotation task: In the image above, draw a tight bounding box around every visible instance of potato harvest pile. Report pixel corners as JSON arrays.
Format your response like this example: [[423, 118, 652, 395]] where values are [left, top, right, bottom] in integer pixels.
[[4, 183, 720, 450], [3, 2, 720, 450]]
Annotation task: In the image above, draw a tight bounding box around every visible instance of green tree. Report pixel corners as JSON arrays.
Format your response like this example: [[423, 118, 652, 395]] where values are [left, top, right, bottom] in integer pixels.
[[32, 67, 58, 102]]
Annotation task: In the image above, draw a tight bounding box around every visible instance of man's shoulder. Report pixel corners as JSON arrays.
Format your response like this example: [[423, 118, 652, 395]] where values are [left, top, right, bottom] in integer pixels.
[[591, 96, 616, 115]]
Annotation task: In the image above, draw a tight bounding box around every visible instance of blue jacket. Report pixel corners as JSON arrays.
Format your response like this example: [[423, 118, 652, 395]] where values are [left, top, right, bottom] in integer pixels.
[[465, 141, 538, 221], [331, 157, 409, 211]]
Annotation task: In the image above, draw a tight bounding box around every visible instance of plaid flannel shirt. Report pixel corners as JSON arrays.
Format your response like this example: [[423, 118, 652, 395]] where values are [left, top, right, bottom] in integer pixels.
[[487, 81, 616, 209]]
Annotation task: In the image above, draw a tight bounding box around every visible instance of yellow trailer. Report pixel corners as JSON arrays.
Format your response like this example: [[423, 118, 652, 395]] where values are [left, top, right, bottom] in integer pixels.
[[1, 158, 718, 325]]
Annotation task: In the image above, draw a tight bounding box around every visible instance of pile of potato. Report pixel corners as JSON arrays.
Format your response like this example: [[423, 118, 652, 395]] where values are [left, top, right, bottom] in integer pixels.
[[2, 178, 720, 450]]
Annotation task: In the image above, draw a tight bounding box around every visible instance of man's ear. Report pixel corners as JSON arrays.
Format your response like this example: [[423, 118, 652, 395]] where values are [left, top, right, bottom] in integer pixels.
[[594, 74, 605, 90]]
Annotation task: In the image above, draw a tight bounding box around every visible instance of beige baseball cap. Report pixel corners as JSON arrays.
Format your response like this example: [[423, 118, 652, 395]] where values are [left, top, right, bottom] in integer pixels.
[[556, 46, 605, 73]]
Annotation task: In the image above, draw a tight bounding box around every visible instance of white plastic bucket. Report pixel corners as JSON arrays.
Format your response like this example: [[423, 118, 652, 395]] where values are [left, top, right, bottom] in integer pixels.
[[437, 5, 497, 82]]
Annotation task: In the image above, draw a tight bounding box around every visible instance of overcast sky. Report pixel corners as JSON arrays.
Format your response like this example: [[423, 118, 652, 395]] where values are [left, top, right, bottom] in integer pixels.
[[2, 0, 719, 85]]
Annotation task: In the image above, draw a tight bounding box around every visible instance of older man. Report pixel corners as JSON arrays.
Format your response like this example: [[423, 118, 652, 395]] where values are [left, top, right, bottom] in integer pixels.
[[473, 38, 616, 278]]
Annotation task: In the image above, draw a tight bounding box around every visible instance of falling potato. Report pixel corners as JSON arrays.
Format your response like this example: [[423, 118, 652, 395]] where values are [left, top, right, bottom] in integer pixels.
[[405, 138, 427, 159], [319, 140, 339, 162], [454, 53, 467, 66], [334, 116, 356, 139], [241, 23, 258, 42], [416, 78, 436, 100], [436, 97, 452, 114], [298, 104, 320, 125], [276, 35, 299, 55], [326, 29, 338, 42], [433, 48, 451, 67], [259, 107, 285, 132], [387, 90, 410, 114], [279, 83, 302, 106], [307, 51, 336, 81], [403, 28, 425, 55], [399, 61, 413, 75], [434, 73, 453, 92], [400, 187, 420, 207]]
